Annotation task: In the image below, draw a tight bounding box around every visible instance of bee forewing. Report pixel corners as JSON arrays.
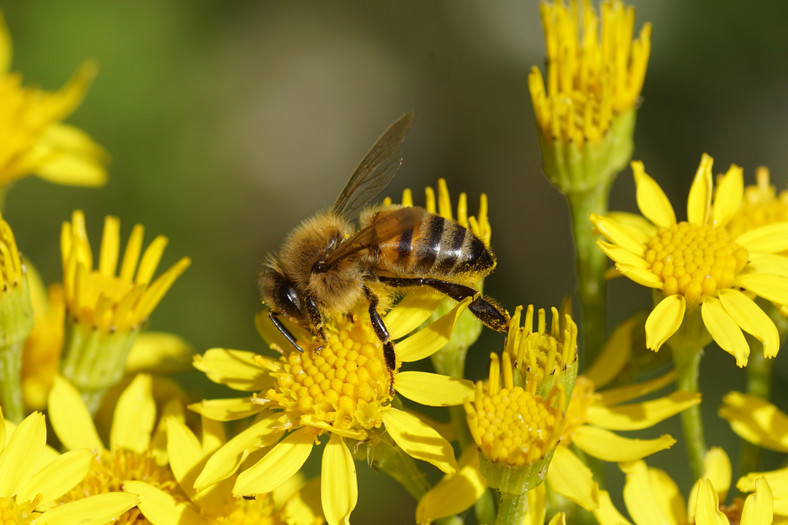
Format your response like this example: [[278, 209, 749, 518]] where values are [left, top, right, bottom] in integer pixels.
[[331, 112, 415, 221]]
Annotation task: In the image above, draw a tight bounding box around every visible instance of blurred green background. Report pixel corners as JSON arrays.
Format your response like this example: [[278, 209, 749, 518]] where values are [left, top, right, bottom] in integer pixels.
[[4, 1, 788, 522]]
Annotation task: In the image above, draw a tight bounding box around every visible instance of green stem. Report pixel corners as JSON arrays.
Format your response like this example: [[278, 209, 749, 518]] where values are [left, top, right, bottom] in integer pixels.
[[566, 184, 610, 369], [496, 490, 529, 525], [0, 342, 24, 422], [671, 342, 706, 480], [740, 347, 774, 475]]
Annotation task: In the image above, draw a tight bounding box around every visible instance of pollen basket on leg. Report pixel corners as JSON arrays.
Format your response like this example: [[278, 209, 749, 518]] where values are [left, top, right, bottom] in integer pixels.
[[643, 222, 748, 305], [265, 316, 393, 433]]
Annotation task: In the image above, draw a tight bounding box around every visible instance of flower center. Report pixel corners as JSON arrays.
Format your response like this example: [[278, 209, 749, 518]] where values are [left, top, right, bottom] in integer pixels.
[[467, 385, 559, 466], [644, 221, 748, 304], [209, 494, 283, 525], [266, 316, 392, 434]]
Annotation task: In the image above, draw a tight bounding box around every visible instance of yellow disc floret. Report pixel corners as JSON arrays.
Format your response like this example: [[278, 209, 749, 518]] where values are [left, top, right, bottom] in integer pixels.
[[265, 315, 391, 435], [727, 167, 788, 241], [644, 222, 748, 305], [0, 495, 40, 525]]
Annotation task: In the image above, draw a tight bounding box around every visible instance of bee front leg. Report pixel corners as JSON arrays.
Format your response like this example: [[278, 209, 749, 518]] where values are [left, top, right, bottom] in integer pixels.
[[269, 311, 305, 353], [304, 296, 327, 351], [362, 285, 396, 395]]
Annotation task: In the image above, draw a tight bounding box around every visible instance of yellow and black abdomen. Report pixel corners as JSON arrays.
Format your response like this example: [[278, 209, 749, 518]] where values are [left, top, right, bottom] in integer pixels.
[[375, 209, 495, 280]]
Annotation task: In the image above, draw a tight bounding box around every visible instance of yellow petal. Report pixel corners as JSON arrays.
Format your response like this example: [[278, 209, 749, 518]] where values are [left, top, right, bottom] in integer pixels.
[[633, 161, 676, 228], [165, 418, 203, 499], [596, 370, 677, 407], [701, 297, 749, 366], [719, 392, 788, 453], [384, 289, 445, 340], [687, 154, 713, 225], [702, 447, 732, 502], [0, 412, 46, 497], [194, 413, 285, 491], [35, 492, 139, 525], [719, 289, 779, 358], [383, 408, 457, 474], [740, 478, 774, 525], [48, 375, 103, 451], [606, 211, 658, 243], [233, 428, 314, 497], [590, 213, 647, 256], [711, 164, 743, 227], [735, 223, 788, 254], [17, 449, 92, 505], [574, 426, 675, 462], [737, 468, 788, 516], [692, 479, 728, 525], [395, 371, 474, 407], [596, 240, 651, 270], [188, 397, 263, 421], [736, 273, 788, 307], [33, 124, 108, 187], [645, 295, 685, 352], [396, 298, 470, 363], [546, 446, 599, 511], [416, 448, 484, 524], [622, 460, 685, 525], [745, 252, 788, 277], [617, 263, 664, 288], [592, 490, 633, 525], [193, 348, 272, 392], [322, 434, 358, 525], [254, 309, 310, 353], [586, 391, 700, 431], [124, 480, 207, 525], [110, 374, 155, 453], [527, 484, 548, 525], [126, 332, 193, 374], [584, 316, 638, 389]]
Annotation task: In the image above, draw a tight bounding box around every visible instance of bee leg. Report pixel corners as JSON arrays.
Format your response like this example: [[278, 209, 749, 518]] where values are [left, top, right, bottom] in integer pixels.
[[378, 276, 510, 332], [362, 285, 396, 395], [269, 311, 305, 353], [304, 296, 327, 352]]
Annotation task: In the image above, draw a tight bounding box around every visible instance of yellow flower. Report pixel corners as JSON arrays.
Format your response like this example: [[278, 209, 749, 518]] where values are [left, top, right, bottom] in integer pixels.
[[726, 167, 788, 242], [191, 299, 474, 525], [0, 408, 138, 524], [125, 415, 323, 525], [0, 12, 107, 192], [594, 448, 774, 525], [47, 373, 182, 525], [591, 154, 788, 365]]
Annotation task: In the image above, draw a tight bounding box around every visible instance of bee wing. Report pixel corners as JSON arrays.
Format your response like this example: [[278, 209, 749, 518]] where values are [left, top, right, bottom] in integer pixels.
[[331, 112, 415, 222], [323, 206, 426, 266]]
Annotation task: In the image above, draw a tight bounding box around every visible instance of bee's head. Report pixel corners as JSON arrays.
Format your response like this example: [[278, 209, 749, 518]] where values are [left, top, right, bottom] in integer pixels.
[[260, 263, 306, 325]]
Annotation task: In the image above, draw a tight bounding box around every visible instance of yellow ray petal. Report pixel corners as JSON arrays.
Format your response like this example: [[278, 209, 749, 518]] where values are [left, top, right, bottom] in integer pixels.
[[596, 240, 650, 270], [623, 461, 685, 525], [124, 480, 208, 525], [645, 295, 685, 352], [194, 413, 285, 491], [188, 397, 263, 421], [711, 164, 743, 228], [193, 348, 273, 392], [633, 161, 676, 228], [17, 449, 92, 505], [574, 426, 675, 462], [165, 418, 203, 499], [396, 298, 470, 363], [687, 154, 713, 225], [586, 391, 700, 431], [35, 492, 139, 525], [416, 448, 484, 524], [48, 375, 103, 451], [584, 316, 638, 389], [593, 490, 634, 525], [740, 477, 774, 525], [233, 428, 314, 497], [596, 370, 676, 407], [383, 408, 457, 474], [322, 434, 358, 525], [0, 412, 46, 497], [719, 289, 779, 358], [395, 371, 474, 407], [110, 374, 155, 453], [701, 297, 749, 366], [692, 479, 728, 525], [735, 223, 788, 254], [126, 332, 193, 374], [590, 213, 647, 256], [745, 252, 788, 277], [719, 392, 788, 453], [702, 447, 732, 502], [546, 446, 599, 511], [606, 211, 659, 243], [737, 468, 788, 517], [617, 263, 663, 288], [736, 273, 788, 308], [526, 484, 548, 525], [384, 289, 444, 340]]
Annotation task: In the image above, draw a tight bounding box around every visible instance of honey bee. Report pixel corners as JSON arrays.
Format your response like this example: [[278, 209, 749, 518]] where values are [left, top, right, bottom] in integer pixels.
[[260, 112, 509, 386]]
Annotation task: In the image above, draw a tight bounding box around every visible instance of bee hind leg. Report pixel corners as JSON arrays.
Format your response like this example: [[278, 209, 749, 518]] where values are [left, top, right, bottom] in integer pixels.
[[362, 285, 396, 395]]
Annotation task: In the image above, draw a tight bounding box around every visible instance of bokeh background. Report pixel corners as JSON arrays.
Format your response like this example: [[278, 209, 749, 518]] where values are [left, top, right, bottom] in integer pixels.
[[4, 1, 788, 522]]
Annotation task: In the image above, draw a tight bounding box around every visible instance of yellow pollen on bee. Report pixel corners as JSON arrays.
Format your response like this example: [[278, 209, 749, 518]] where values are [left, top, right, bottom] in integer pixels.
[[266, 316, 391, 433], [644, 222, 748, 305]]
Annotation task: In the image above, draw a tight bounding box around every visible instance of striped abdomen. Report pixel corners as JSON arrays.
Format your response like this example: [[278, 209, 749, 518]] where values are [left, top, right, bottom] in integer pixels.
[[373, 209, 495, 279]]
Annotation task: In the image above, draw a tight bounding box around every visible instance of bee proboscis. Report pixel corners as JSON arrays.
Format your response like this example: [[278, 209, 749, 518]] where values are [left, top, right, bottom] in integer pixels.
[[260, 112, 509, 390]]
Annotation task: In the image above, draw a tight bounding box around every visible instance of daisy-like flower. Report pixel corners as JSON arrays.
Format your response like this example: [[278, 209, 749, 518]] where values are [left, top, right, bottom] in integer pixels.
[[59, 210, 191, 412], [125, 415, 323, 524], [0, 12, 107, 198], [0, 408, 138, 524], [191, 299, 475, 525], [591, 154, 788, 366], [594, 448, 774, 525], [47, 373, 182, 524]]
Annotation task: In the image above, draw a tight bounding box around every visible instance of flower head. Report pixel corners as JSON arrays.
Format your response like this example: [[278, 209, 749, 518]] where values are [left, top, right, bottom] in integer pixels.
[[0, 214, 32, 348], [0, 12, 107, 194], [591, 154, 788, 365], [191, 298, 474, 525]]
